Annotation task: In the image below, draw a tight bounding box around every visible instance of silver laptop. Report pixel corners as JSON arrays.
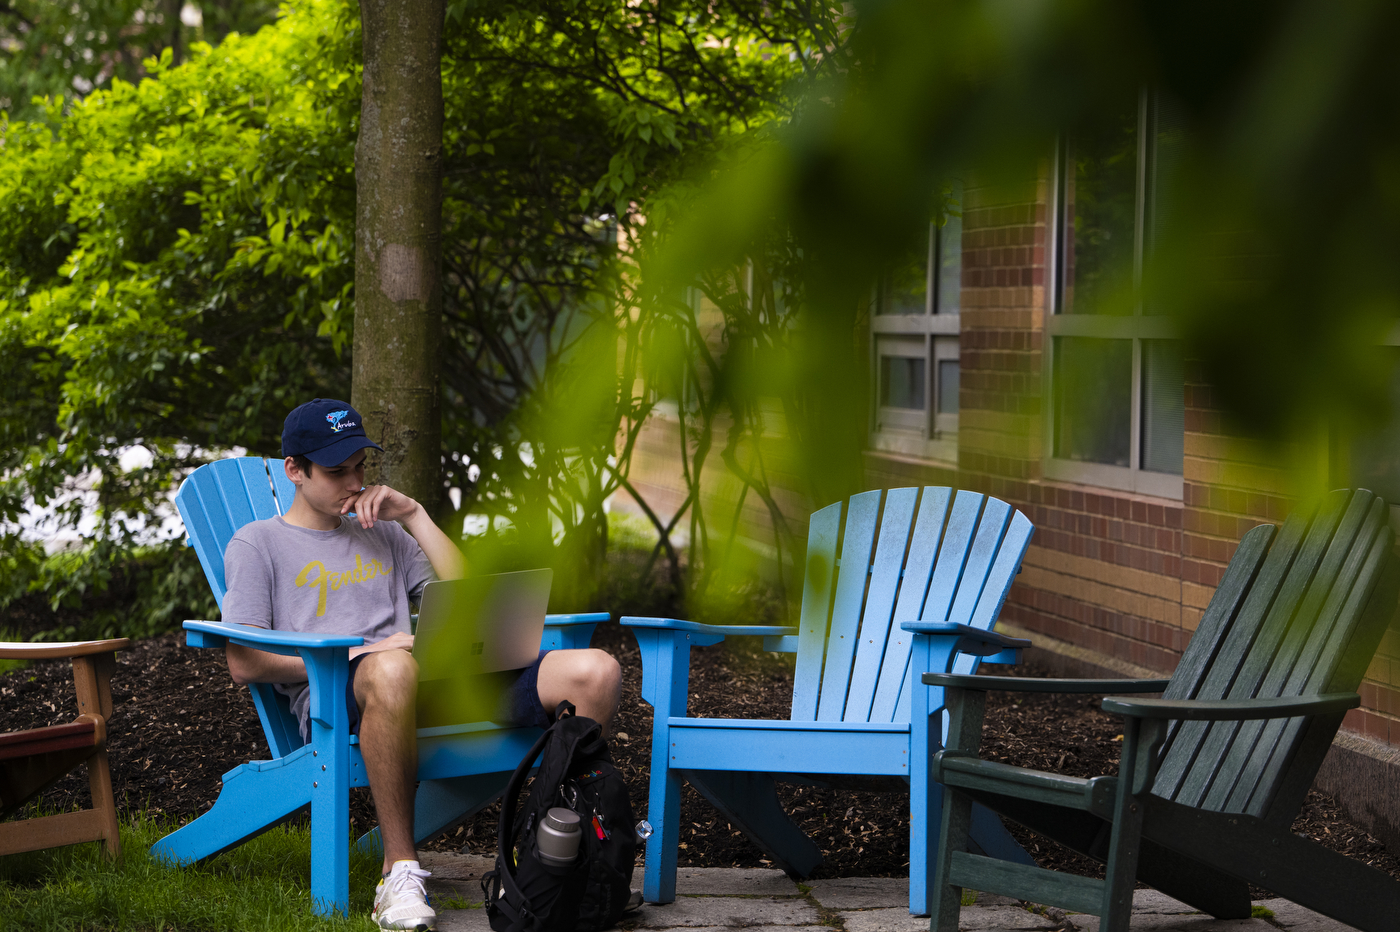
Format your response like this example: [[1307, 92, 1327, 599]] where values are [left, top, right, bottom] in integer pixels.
[[413, 568, 552, 728]]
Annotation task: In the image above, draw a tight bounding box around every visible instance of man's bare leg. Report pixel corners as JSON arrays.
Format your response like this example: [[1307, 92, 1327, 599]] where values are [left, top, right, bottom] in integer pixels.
[[537, 648, 622, 731], [354, 649, 420, 873]]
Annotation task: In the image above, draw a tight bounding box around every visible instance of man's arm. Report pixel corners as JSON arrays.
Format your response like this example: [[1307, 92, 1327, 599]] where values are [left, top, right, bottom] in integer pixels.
[[342, 485, 466, 581], [226, 633, 307, 685], [227, 628, 412, 683]]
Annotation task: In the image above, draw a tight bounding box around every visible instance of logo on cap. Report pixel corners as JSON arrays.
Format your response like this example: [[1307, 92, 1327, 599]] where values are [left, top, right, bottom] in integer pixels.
[[326, 410, 355, 433]]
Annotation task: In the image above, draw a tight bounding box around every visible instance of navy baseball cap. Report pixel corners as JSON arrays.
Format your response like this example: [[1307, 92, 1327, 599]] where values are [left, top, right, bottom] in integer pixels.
[[281, 398, 384, 467]]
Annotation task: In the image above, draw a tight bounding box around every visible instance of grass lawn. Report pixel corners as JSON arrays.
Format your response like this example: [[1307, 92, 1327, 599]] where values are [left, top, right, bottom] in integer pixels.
[[0, 814, 391, 932]]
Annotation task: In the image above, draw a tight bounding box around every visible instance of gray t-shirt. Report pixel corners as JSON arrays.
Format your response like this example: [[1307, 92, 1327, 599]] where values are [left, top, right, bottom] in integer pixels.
[[221, 516, 435, 736]]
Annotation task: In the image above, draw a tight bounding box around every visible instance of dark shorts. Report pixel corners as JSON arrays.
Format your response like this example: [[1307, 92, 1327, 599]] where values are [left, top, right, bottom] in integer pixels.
[[342, 650, 551, 735]]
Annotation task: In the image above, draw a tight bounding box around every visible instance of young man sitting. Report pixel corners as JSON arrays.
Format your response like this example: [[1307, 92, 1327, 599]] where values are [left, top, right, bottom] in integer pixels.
[[220, 398, 621, 932]]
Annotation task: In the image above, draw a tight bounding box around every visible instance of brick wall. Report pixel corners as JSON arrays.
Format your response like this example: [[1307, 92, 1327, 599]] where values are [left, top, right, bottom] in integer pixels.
[[869, 170, 1400, 758], [618, 166, 1400, 759]]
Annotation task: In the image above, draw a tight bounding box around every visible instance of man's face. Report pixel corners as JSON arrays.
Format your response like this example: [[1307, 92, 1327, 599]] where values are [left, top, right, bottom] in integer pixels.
[[288, 449, 368, 519]]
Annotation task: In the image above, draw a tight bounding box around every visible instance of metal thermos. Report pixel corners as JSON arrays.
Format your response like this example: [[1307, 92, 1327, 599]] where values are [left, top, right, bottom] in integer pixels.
[[537, 807, 582, 870]]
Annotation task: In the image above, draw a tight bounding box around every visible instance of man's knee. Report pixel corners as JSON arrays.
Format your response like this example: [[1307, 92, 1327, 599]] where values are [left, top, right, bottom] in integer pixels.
[[541, 648, 620, 699], [573, 648, 621, 696], [355, 649, 418, 709]]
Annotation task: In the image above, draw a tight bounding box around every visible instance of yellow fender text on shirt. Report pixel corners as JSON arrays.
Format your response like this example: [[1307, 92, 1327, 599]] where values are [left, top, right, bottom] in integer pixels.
[[294, 555, 394, 617]]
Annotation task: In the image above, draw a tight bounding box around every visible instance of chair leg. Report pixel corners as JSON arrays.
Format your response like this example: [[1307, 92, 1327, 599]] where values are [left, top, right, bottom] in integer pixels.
[[968, 802, 1034, 864], [684, 771, 822, 879], [86, 748, 122, 860], [910, 736, 933, 916], [413, 773, 511, 844], [930, 782, 973, 932], [642, 764, 684, 904], [352, 773, 514, 858], [1099, 785, 1148, 931], [151, 751, 314, 866]]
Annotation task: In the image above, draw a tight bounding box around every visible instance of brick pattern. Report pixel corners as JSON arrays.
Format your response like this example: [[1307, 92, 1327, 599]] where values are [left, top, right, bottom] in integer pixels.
[[1180, 365, 1290, 598], [951, 174, 1195, 678], [1355, 608, 1400, 744], [958, 178, 1047, 484]]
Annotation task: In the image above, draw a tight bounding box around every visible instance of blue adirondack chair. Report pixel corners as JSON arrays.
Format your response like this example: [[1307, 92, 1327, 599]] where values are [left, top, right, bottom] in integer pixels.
[[622, 487, 1036, 916], [148, 456, 608, 916]]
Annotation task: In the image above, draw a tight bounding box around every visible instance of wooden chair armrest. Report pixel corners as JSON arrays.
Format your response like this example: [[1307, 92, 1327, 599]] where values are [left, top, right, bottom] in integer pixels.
[[0, 639, 130, 660], [1101, 692, 1359, 721], [922, 672, 1172, 693]]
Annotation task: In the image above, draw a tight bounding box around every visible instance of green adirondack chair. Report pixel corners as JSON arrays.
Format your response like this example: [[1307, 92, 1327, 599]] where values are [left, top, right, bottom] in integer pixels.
[[925, 488, 1400, 932]]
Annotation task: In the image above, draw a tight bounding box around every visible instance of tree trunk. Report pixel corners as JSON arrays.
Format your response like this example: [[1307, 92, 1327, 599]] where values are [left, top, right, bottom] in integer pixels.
[[165, 0, 183, 64], [353, 0, 445, 508]]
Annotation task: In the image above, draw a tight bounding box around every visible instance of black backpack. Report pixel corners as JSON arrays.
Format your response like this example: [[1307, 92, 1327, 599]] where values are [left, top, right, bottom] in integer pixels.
[[484, 702, 638, 932]]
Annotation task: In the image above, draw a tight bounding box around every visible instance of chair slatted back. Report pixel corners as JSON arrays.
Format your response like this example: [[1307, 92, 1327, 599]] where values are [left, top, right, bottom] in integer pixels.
[[791, 488, 1033, 725], [175, 457, 304, 757], [177, 457, 289, 608], [1152, 489, 1398, 821]]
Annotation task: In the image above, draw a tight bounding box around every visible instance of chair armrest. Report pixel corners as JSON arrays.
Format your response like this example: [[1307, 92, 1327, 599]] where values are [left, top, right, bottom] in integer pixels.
[[1101, 692, 1359, 721], [623, 618, 796, 713], [922, 672, 1173, 693], [546, 613, 611, 626], [620, 616, 796, 641], [542, 613, 611, 650], [184, 621, 363, 732], [183, 620, 363, 657], [901, 622, 1031, 657], [0, 639, 130, 660]]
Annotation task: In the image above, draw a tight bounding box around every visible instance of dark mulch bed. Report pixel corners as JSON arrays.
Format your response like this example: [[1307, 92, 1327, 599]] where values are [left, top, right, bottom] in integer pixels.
[[1, 622, 1398, 890]]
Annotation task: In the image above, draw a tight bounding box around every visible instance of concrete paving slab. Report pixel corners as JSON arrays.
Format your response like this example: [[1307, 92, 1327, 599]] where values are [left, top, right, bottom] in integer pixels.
[[428, 878, 487, 910], [1071, 917, 1271, 931], [435, 906, 815, 932], [630, 896, 821, 927], [807, 877, 909, 909], [421, 851, 497, 881], [425, 865, 1364, 932], [421, 851, 495, 911], [1123, 890, 1211, 915], [841, 904, 1058, 932], [1068, 908, 1278, 932], [435, 904, 489, 931], [1253, 900, 1362, 932], [661, 866, 801, 897]]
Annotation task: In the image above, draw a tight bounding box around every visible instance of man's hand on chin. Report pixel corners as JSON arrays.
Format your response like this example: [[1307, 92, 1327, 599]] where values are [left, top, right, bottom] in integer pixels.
[[341, 485, 421, 529]]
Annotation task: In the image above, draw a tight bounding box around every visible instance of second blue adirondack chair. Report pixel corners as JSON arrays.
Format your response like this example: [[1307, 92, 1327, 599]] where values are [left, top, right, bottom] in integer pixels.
[[148, 456, 608, 917], [622, 486, 1036, 916]]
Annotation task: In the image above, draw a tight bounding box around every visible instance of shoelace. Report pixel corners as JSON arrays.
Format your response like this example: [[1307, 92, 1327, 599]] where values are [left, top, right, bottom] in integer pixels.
[[385, 866, 432, 901]]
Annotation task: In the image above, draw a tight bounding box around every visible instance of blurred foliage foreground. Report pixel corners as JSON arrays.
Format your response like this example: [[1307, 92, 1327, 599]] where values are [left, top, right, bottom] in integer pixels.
[[8, 0, 1400, 641], [0, 0, 842, 638]]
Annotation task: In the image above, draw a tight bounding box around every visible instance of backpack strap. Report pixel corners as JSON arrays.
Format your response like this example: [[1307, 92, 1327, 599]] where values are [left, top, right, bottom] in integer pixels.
[[496, 725, 554, 919]]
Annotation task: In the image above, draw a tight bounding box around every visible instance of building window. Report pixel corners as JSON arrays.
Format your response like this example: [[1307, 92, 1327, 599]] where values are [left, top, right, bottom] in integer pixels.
[[870, 181, 962, 462], [1045, 92, 1185, 498]]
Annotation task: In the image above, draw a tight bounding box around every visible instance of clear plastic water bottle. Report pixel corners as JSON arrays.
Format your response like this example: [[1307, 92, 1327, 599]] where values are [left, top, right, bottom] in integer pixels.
[[635, 819, 654, 842]]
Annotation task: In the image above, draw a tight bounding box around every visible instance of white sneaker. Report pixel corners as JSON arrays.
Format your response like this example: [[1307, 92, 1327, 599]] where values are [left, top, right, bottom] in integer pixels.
[[372, 860, 436, 931]]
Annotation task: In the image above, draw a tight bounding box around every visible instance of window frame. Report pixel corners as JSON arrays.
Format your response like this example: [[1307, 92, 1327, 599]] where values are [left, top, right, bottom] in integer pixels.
[[1043, 91, 1184, 500], [870, 214, 961, 463]]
